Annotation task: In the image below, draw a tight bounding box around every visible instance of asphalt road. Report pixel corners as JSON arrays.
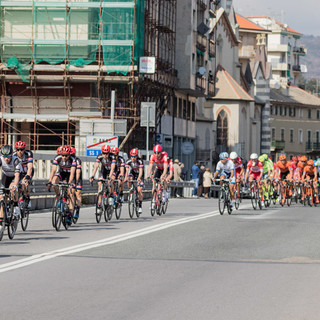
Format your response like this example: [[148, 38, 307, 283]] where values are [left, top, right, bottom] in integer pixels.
[[1, 198, 320, 320]]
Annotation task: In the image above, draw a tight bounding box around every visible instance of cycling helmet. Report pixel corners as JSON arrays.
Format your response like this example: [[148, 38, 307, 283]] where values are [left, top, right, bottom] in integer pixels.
[[258, 155, 265, 163], [130, 148, 139, 156], [291, 156, 298, 162], [230, 151, 238, 160], [307, 159, 314, 166], [250, 153, 258, 160], [111, 147, 119, 155], [262, 154, 268, 161], [153, 145, 162, 153], [61, 145, 71, 155], [300, 155, 307, 162], [70, 147, 76, 155], [279, 154, 286, 161], [57, 146, 63, 155], [1, 145, 13, 157], [101, 145, 110, 153], [219, 152, 229, 160], [15, 141, 26, 149]]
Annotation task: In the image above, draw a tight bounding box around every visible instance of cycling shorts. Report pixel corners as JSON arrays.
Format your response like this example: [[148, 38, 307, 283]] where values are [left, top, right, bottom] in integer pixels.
[[219, 171, 235, 185]]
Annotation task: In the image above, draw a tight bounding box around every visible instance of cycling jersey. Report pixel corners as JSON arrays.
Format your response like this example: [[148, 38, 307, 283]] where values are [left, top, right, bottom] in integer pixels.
[[13, 149, 33, 175], [230, 157, 243, 175], [276, 161, 292, 173], [262, 159, 274, 174], [113, 155, 125, 175], [95, 153, 115, 171], [304, 165, 316, 177], [246, 160, 263, 174], [126, 158, 144, 178], [53, 155, 77, 173], [149, 152, 168, 170], [0, 156, 22, 178]]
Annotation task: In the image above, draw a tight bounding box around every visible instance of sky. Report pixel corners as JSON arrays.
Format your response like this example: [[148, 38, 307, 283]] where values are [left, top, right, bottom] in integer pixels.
[[233, 0, 320, 36]]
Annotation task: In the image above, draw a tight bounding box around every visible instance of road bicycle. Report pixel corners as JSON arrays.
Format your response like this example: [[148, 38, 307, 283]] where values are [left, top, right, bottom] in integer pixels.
[[51, 182, 74, 231], [215, 179, 232, 215], [93, 178, 113, 223], [303, 179, 316, 207], [128, 180, 140, 219], [18, 186, 30, 231], [111, 179, 123, 220], [249, 179, 262, 210], [0, 187, 19, 241], [279, 179, 292, 207], [150, 178, 164, 216]]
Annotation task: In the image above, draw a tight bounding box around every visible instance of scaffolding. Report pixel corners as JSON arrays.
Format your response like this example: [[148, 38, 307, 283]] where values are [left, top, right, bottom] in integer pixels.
[[0, 0, 177, 154]]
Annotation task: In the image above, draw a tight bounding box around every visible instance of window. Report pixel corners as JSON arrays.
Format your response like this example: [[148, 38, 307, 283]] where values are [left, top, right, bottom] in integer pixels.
[[299, 129, 303, 143], [308, 130, 311, 142], [270, 106, 273, 115], [289, 107, 296, 117], [281, 128, 285, 141], [299, 108, 303, 118], [316, 131, 320, 144], [217, 109, 228, 146], [272, 128, 276, 140], [192, 102, 195, 121], [179, 98, 183, 118], [308, 109, 312, 119], [173, 97, 178, 117], [290, 129, 294, 143], [317, 110, 320, 119], [183, 99, 187, 119], [275, 106, 278, 115]]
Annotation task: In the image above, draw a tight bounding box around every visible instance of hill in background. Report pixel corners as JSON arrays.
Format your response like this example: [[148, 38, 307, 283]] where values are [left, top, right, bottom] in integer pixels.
[[301, 35, 320, 80]]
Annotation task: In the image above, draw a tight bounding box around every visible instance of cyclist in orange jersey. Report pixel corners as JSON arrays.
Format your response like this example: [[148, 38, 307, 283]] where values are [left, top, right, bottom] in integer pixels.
[[301, 159, 319, 204], [276, 154, 293, 205]]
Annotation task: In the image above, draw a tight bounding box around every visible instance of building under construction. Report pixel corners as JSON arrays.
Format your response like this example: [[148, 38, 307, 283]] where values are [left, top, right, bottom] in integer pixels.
[[0, 0, 177, 155]]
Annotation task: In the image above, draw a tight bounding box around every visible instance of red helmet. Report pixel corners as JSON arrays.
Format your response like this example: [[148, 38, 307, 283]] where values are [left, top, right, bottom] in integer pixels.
[[153, 145, 162, 153], [291, 156, 298, 162], [61, 145, 71, 155], [130, 148, 139, 156], [15, 141, 26, 149], [111, 147, 119, 155], [57, 146, 63, 155], [101, 145, 110, 153], [70, 147, 76, 155]]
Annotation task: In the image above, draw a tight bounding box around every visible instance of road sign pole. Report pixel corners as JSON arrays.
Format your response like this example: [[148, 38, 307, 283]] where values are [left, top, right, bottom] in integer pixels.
[[146, 105, 149, 161]]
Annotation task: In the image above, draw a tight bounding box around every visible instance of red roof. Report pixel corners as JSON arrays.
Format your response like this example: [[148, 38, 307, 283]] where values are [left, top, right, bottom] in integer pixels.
[[236, 14, 266, 32]]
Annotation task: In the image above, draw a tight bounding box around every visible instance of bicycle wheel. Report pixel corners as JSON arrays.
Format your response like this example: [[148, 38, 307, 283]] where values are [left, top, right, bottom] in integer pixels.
[[7, 203, 18, 240], [115, 202, 122, 220], [251, 188, 257, 210], [227, 197, 232, 214], [287, 195, 292, 206], [162, 199, 168, 215], [128, 193, 135, 219], [0, 202, 6, 241], [156, 191, 163, 216], [54, 202, 62, 231], [52, 198, 58, 228], [150, 191, 157, 216], [95, 195, 103, 223], [218, 190, 225, 215], [135, 200, 140, 218], [107, 201, 113, 221], [279, 185, 285, 207], [20, 207, 29, 231]]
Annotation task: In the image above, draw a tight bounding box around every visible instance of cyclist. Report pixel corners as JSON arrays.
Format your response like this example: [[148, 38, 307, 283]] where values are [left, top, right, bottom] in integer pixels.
[[109, 147, 125, 203], [47, 145, 76, 223], [297, 156, 307, 201], [213, 152, 235, 207], [229, 151, 244, 200], [0, 145, 23, 225], [13, 141, 34, 209], [147, 145, 168, 197], [276, 154, 293, 205], [301, 159, 319, 204], [89, 145, 115, 211], [244, 153, 263, 199], [70, 147, 82, 219], [258, 154, 274, 201], [124, 148, 144, 214]]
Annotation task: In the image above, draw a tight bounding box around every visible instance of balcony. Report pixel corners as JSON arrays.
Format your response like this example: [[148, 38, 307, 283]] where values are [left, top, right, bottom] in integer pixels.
[[293, 46, 307, 56], [306, 142, 320, 152], [195, 75, 206, 93], [196, 32, 207, 52], [208, 39, 215, 57], [270, 140, 285, 151], [272, 62, 288, 71], [208, 79, 215, 96], [292, 64, 301, 72], [268, 44, 288, 52]]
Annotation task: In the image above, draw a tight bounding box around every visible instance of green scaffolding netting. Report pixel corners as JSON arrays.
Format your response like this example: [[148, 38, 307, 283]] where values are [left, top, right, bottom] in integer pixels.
[[0, 0, 145, 82]]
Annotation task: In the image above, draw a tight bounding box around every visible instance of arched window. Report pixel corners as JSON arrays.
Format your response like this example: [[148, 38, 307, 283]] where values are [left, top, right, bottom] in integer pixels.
[[217, 109, 228, 147]]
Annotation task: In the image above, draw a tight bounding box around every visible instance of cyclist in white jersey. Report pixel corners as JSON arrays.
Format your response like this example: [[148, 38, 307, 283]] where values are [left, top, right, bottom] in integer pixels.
[[213, 152, 236, 207], [0, 145, 23, 225]]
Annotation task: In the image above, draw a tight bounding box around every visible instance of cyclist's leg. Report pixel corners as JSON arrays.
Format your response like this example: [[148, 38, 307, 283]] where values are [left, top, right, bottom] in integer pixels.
[[52, 174, 61, 196]]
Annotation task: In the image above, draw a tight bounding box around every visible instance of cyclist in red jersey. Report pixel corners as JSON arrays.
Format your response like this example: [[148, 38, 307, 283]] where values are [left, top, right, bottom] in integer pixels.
[[229, 152, 244, 199], [148, 145, 168, 194]]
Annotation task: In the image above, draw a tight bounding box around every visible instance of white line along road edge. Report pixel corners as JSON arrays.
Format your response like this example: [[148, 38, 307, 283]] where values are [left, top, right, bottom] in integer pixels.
[[0, 204, 252, 273]]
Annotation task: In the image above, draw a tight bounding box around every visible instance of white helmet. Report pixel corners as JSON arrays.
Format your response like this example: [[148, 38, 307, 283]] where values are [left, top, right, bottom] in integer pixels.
[[230, 151, 238, 160], [250, 153, 258, 160]]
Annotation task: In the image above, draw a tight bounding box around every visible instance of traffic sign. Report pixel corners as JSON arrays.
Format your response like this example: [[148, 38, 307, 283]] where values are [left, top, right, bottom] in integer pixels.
[[86, 135, 118, 157]]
